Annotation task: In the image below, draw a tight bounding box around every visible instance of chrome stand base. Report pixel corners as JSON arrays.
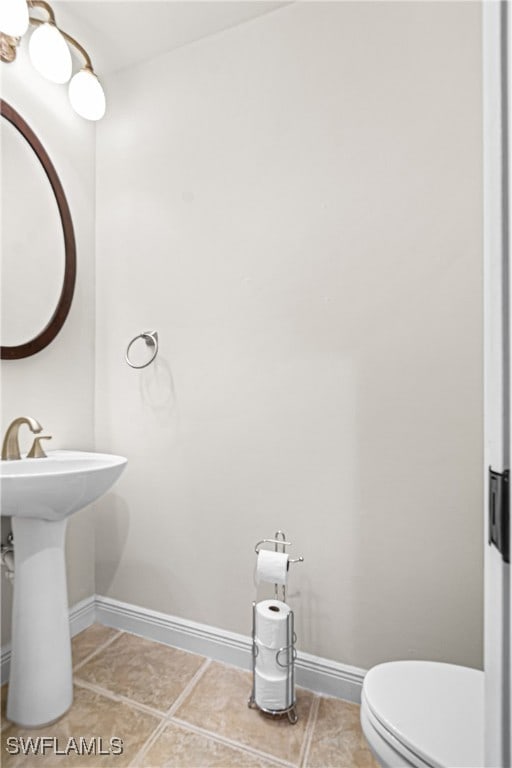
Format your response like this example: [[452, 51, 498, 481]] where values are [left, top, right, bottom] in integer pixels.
[[248, 694, 298, 724]]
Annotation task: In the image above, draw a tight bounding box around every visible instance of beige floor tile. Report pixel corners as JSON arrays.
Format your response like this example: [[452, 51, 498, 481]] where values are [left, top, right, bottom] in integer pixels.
[[72, 624, 120, 668], [75, 632, 205, 712], [1, 685, 160, 768], [175, 662, 314, 765], [305, 696, 378, 768], [137, 721, 283, 767]]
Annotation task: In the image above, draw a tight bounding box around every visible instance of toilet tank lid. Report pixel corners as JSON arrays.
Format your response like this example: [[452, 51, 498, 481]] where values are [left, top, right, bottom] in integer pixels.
[[362, 661, 484, 768]]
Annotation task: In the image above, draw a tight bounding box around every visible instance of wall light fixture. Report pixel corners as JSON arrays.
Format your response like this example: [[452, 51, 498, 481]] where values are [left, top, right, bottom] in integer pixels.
[[0, 0, 106, 121], [0, 0, 29, 39]]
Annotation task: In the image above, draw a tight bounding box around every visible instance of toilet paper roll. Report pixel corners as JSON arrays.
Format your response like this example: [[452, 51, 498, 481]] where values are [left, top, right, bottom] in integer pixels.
[[255, 599, 290, 650], [255, 638, 292, 678], [256, 550, 289, 586], [254, 669, 291, 712]]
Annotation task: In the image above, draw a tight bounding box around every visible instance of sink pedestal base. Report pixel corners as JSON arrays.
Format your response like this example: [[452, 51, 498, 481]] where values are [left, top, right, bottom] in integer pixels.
[[7, 516, 73, 727]]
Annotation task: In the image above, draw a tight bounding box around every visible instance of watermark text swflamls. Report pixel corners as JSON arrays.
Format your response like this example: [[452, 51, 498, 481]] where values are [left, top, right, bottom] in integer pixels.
[[5, 736, 124, 756]]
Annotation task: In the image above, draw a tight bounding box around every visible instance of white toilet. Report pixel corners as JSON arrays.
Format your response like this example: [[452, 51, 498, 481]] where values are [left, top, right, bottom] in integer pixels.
[[360, 661, 484, 768]]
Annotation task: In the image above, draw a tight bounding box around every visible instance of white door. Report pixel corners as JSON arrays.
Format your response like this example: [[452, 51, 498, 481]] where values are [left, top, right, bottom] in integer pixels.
[[483, 3, 511, 766]]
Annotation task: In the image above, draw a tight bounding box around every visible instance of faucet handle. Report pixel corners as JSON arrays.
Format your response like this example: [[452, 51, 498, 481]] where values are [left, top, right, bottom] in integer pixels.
[[26, 436, 52, 459]]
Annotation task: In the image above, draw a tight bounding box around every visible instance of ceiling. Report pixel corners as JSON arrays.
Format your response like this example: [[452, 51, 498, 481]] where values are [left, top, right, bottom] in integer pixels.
[[51, 1, 289, 75]]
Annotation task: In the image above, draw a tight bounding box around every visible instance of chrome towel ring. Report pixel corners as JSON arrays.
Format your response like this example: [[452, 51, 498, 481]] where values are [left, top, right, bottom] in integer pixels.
[[125, 331, 158, 369]]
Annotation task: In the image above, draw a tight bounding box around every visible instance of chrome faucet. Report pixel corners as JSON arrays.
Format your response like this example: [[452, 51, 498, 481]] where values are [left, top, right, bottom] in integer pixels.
[[1, 417, 43, 461]]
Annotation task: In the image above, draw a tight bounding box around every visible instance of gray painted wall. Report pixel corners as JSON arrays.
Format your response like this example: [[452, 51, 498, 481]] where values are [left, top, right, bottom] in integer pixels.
[[94, 2, 483, 670]]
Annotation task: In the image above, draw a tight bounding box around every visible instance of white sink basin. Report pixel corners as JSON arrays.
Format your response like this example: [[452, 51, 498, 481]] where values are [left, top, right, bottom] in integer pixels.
[[2, 449, 127, 728], [0, 450, 127, 520]]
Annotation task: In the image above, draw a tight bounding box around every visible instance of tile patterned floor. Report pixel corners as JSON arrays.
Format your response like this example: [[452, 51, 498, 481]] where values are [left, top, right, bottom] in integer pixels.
[[1, 625, 378, 768]]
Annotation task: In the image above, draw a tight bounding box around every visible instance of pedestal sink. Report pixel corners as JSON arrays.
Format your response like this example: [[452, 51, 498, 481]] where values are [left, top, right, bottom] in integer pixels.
[[0, 450, 127, 727]]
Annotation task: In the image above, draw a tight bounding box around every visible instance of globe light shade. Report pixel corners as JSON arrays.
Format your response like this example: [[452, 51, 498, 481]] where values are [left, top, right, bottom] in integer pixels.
[[68, 68, 106, 121], [29, 23, 72, 84], [0, 0, 29, 37]]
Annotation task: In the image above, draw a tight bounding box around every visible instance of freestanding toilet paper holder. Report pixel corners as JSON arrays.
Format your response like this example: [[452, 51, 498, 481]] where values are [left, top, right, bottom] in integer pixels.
[[249, 530, 304, 724]]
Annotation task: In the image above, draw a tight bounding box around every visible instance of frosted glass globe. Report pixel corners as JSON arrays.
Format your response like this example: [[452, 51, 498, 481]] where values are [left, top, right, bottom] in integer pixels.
[[68, 69, 106, 121], [29, 23, 72, 84], [0, 0, 29, 37]]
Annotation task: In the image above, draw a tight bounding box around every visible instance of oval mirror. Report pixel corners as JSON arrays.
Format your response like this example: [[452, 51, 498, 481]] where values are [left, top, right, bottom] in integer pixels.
[[0, 100, 76, 360]]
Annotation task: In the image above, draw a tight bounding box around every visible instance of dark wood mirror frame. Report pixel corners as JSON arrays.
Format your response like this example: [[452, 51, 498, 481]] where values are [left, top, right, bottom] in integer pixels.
[[0, 99, 76, 360]]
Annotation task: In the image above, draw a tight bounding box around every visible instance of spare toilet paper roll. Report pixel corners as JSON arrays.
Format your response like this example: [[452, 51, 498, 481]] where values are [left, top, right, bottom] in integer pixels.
[[255, 599, 290, 650], [254, 669, 291, 712], [256, 549, 289, 586], [255, 638, 292, 678]]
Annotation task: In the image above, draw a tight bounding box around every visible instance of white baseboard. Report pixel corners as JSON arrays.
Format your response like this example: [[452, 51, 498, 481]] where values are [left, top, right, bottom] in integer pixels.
[[1, 594, 365, 703], [95, 595, 252, 671], [96, 595, 365, 703], [69, 594, 97, 636]]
